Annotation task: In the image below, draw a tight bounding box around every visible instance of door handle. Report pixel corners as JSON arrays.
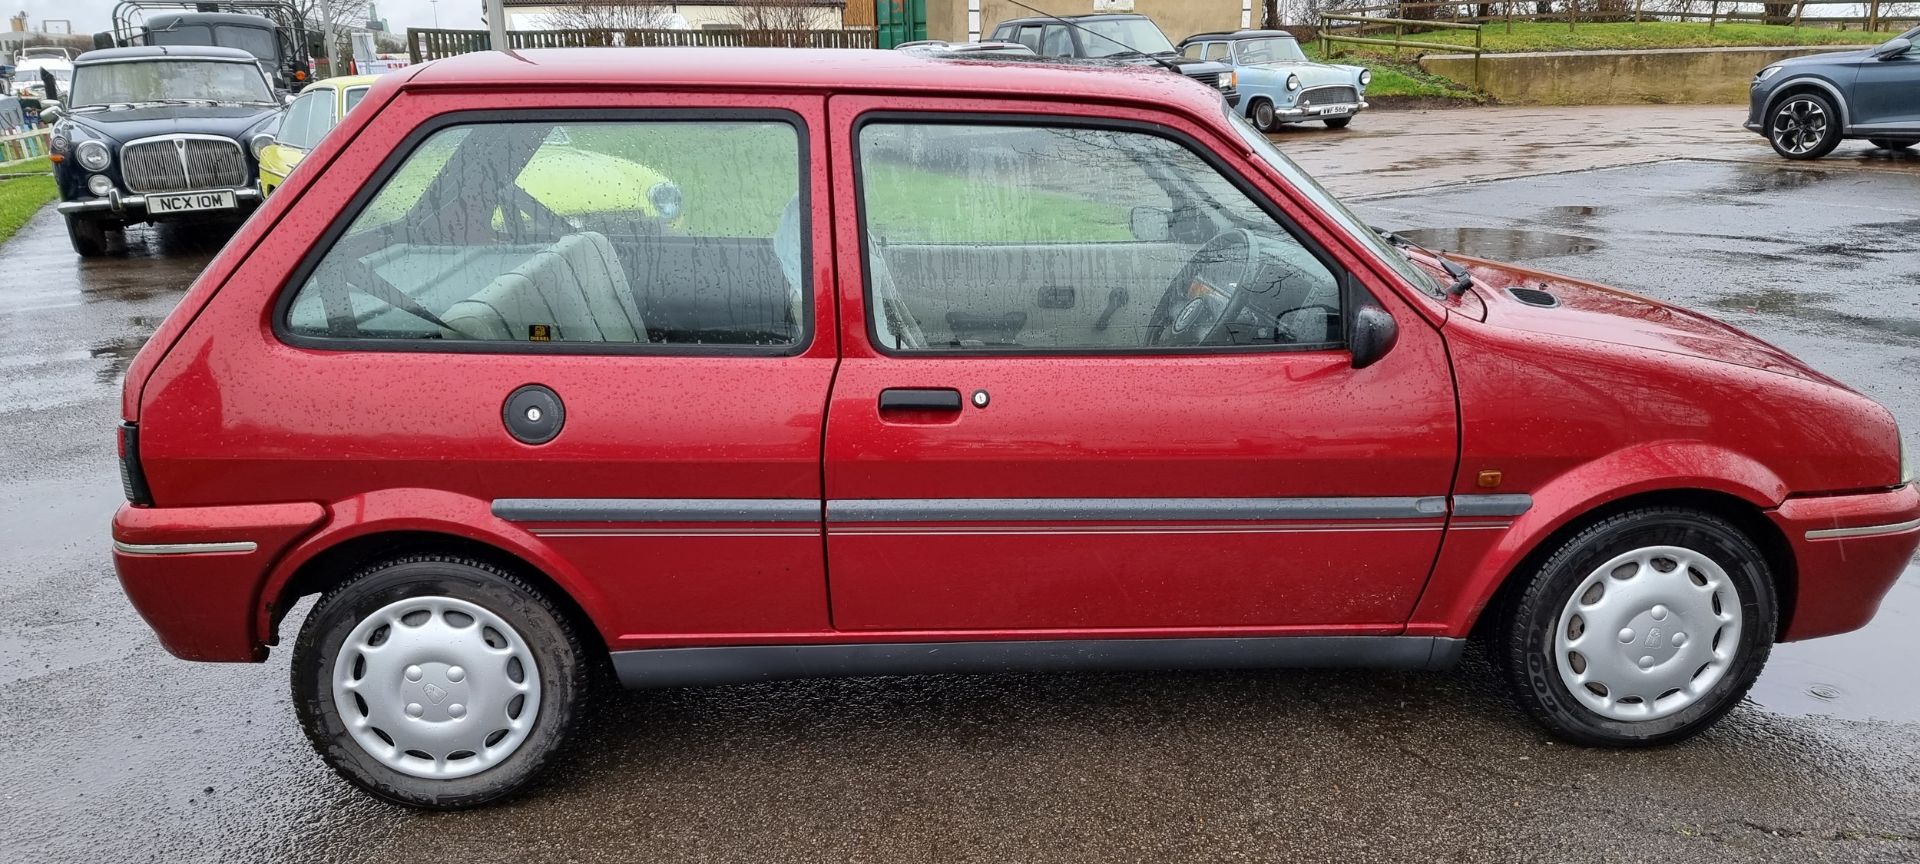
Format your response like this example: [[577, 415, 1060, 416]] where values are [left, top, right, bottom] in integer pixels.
[[878, 388, 962, 412]]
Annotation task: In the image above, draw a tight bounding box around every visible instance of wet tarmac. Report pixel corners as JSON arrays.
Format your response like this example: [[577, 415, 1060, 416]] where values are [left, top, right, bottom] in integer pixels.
[[6, 112, 1920, 862]]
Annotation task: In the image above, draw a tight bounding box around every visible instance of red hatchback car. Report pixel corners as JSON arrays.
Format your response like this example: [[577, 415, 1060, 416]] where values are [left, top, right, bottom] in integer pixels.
[[113, 48, 1918, 808]]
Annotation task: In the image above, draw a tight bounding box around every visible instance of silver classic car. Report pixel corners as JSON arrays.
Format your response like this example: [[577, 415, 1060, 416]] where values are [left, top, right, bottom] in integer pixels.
[[1181, 30, 1369, 130]]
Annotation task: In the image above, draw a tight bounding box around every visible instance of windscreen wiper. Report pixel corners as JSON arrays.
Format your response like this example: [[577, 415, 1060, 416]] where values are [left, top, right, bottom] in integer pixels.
[[1377, 228, 1474, 296]]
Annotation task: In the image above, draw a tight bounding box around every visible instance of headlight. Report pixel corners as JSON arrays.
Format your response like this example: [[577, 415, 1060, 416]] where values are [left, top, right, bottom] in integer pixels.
[[1359, 69, 1372, 88], [1756, 66, 1783, 81], [51, 132, 69, 154], [250, 132, 276, 159], [1221, 71, 1237, 90], [1286, 74, 1301, 92], [75, 140, 110, 172], [87, 174, 114, 197]]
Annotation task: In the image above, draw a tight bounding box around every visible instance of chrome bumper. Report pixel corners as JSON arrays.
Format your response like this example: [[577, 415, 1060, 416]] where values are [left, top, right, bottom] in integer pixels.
[[1275, 100, 1369, 121], [57, 187, 261, 218]]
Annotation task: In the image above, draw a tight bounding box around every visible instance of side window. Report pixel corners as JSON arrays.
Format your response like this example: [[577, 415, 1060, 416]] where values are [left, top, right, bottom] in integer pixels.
[[343, 86, 370, 114], [1040, 24, 1072, 57], [284, 118, 807, 350], [1206, 42, 1230, 62], [1014, 25, 1044, 52], [277, 90, 321, 149], [1181, 42, 1205, 60], [857, 121, 1341, 353], [310, 91, 340, 144]]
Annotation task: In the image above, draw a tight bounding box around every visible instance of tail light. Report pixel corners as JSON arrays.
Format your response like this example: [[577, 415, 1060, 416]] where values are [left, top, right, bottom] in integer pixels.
[[118, 422, 154, 506]]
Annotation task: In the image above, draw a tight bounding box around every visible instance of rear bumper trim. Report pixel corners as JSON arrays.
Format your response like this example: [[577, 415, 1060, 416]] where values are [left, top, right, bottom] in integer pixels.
[[113, 540, 259, 555], [1804, 515, 1920, 540]]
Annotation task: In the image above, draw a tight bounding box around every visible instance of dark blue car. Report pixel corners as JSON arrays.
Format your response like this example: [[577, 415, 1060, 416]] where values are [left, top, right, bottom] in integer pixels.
[[1747, 25, 1920, 159]]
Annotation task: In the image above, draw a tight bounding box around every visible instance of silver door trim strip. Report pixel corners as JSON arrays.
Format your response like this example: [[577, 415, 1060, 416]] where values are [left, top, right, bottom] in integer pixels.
[[1452, 494, 1534, 517], [1804, 516, 1920, 540], [493, 499, 820, 523], [827, 496, 1449, 523], [113, 540, 258, 556]]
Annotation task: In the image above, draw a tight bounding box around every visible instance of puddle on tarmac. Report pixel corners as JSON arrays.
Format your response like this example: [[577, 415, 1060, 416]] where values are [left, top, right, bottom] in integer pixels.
[[1394, 227, 1602, 259], [1747, 563, 1920, 723]]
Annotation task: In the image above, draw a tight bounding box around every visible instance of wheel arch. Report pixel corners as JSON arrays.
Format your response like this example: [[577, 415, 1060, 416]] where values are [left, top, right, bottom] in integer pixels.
[[1466, 487, 1797, 643], [1765, 77, 1852, 130]]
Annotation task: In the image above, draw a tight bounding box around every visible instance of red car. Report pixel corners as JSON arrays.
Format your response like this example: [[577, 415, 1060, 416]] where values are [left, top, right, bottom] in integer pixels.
[[112, 48, 1918, 809]]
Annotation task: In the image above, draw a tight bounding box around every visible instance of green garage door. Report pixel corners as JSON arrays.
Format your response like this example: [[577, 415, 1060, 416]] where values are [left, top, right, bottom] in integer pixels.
[[876, 0, 927, 48]]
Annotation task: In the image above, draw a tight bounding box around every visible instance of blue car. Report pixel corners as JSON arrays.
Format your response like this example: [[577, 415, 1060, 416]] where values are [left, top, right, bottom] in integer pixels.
[[1180, 29, 1369, 131], [1746, 25, 1920, 160]]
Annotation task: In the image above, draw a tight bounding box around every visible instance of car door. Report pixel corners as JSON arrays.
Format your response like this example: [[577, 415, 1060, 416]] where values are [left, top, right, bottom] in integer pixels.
[[822, 95, 1459, 634], [1852, 40, 1920, 132], [161, 89, 839, 647]]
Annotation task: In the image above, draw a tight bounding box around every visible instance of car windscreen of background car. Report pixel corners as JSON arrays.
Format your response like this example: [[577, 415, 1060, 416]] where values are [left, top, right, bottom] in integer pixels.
[[1236, 38, 1308, 64], [69, 60, 274, 106], [1079, 19, 1177, 58]]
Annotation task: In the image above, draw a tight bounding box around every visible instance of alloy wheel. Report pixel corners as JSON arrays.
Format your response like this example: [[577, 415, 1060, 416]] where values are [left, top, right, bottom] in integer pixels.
[[1770, 98, 1829, 156]]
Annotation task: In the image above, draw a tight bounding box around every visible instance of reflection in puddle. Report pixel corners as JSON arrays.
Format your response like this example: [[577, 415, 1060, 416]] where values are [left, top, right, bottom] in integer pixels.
[[1394, 227, 1603, 259], [1748, 563, 1920, 723]]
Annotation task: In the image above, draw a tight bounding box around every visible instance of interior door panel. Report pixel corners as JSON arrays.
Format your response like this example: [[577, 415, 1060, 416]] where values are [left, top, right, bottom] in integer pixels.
[[878, 241, 1189, 349]]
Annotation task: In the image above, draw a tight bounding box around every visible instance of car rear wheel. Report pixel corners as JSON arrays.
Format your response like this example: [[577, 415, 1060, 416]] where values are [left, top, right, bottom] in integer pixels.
[[65, 215, 108, 257], [1868, 138, 1917, 151], [1491, 508, 1776, 747], [291, 555, 591, 809], [1768, 93, 1841, 160], [1324, 117, 1353, 130], [1251, 99, 1278, 132]]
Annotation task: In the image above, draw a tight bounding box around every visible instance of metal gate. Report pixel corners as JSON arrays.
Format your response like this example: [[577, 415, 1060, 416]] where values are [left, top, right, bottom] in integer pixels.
[[875, 0, 926, 48]]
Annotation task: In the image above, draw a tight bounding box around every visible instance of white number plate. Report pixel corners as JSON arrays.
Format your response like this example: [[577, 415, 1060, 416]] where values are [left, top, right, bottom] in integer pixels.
[[149, 190, 237, 214], [1316, 104, 1354, 116]]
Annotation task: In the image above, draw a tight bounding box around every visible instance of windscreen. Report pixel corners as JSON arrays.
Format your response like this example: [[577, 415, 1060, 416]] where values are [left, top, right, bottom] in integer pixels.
[[1078, 18, 1177, 57], [1236, 37, 1308, 64], [69, 59, 274, 106]]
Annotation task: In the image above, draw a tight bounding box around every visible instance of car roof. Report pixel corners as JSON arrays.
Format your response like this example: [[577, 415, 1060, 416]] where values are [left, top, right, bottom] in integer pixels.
[[1183, 29, 1298, 43], [145, 11, 280, 28], [405, 48, 1228, 114], [307, 74, 381, 91], [76, 45, 262, 63], [994, 13, 1148, 25]]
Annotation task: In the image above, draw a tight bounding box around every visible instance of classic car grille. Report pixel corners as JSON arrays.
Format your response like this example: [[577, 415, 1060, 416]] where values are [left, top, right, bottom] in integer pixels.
[[1297, 86, 1359, 109], [120, 136, 249, 193], [1188, 71, 1222, 89]]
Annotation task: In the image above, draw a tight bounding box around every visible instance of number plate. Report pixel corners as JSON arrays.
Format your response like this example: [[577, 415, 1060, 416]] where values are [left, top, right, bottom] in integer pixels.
[[148, 190, 237, 214], [1316, 104, 1354, 116]]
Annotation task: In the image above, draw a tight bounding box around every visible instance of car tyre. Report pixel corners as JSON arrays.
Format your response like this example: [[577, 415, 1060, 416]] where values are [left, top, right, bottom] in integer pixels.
[[291, 555, 591, 809], [1324, 117, 1353, 130], [1767, 92, 1841, 160], [65, 215, 108, 257], [1491, 507, 1776, 747], [1250, 99, 1278, 132], [1867, 138, 1917, 151]]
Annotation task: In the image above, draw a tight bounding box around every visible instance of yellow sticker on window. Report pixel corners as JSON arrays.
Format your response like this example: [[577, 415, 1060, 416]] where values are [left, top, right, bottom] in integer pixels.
[[528, 324, 553, 342]]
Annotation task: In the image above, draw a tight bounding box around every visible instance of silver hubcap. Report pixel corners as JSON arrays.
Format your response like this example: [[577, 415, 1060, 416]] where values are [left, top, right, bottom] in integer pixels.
[[1772, 98, 1828, 154], [1553, 546, 1743, 722], [331, 596, 542, 779], [1255, 103, 1274, 127]]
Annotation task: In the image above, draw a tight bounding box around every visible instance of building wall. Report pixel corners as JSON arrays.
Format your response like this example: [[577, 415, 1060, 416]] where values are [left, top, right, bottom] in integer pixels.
[[1421, 45, 1839, 105], [929, 0, 1249, 45], [505, 4, 848, 31]]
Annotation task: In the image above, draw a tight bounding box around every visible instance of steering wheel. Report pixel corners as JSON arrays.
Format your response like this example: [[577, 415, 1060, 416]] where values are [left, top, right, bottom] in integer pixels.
[[1146, 229, 1260, 347]]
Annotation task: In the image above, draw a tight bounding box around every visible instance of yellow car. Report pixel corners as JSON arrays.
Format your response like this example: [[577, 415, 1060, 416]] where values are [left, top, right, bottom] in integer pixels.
[[260, 77, 681, 226], [259, 75, 379, 197]]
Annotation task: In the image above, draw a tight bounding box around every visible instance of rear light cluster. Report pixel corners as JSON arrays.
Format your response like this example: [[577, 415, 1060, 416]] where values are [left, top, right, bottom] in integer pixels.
[[118, 422, 154, 506]]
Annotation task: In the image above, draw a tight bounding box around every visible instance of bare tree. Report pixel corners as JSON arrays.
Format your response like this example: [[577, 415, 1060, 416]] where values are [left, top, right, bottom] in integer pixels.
[[725, 0, 832, 31], [288, 0, 370, 76], [544, 0, 678, 31]]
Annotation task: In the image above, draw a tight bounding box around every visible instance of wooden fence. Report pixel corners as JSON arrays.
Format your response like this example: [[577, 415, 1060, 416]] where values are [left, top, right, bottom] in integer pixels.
[[0, 128, 51, 167], [406, 27, 878, 63], [1318, 1, 1918, 32], [1321, 13, 1484, 82]]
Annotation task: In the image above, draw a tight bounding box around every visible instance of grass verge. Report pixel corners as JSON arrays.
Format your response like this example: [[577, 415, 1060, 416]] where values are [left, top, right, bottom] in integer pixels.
[[0, 157, 56, 247], [1304, 45, 1488, 102], [1392, 20, 1891, 53]]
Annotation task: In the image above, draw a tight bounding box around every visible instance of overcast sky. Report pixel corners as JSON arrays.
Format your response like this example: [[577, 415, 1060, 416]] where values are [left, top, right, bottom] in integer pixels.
[[14, 0, 485, 38]]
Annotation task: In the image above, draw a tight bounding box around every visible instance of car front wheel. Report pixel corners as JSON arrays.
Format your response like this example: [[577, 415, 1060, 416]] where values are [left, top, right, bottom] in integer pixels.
[[1492, 508, 1776, 747], [1868, 137, 1917, 151], [65, 215, 109, 257], [1768, 93, 1841, 160], [1251, 99, 1278, 132], [291, 555, 591, 809], [1324, 117, 1353, 130]]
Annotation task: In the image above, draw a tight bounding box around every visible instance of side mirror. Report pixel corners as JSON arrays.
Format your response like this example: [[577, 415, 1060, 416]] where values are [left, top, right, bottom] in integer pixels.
[[1128, 205, 1172, 242], [283, 93, 297, 106], [1349, 303, 1399, 370], [39, 101, 63, 124], [1875, 37, 1912, 59]]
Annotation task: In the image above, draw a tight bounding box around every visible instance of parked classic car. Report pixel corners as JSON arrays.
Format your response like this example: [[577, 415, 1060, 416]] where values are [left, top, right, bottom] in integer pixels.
[[46, 45, 280, 256], [989, 13, 1240, 105], [262, 75, 684, 230], [113, 47, 1919, 809], [1747, 25, 1920, 159], [1181, 29, 1370, 130]]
